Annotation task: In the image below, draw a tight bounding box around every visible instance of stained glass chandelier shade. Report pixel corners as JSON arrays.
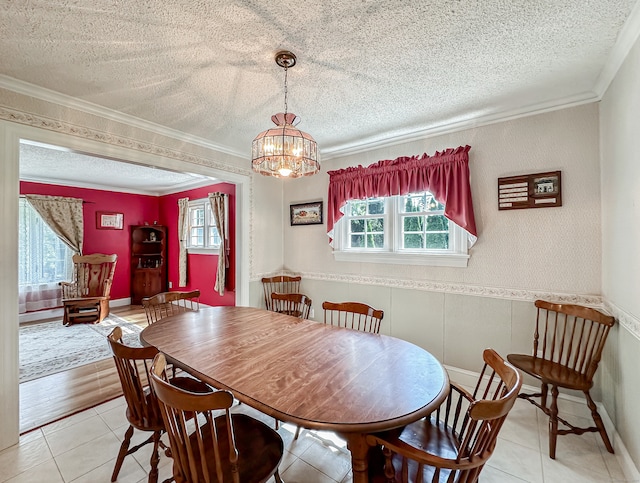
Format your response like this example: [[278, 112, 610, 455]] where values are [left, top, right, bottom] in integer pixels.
[[251, 51, 320, 178]]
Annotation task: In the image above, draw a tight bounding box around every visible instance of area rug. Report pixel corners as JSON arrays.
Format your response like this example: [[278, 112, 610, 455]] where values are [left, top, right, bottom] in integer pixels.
[[19, 315, 144, 383]]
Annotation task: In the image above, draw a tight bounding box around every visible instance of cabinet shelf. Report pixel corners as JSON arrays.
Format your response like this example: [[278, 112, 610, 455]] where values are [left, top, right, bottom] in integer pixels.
[[131, 225, 167, 304]]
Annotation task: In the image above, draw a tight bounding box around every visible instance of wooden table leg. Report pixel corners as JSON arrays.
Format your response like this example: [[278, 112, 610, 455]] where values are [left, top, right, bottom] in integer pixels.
[[340, 432, 370, 483]]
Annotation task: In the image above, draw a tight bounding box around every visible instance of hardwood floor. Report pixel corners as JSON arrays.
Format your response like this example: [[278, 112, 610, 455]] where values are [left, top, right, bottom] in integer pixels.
[[19, 305, 147, 434]]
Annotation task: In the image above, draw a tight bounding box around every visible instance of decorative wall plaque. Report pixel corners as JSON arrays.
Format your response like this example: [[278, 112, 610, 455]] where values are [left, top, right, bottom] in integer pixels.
[[498, 171, 562, 210]]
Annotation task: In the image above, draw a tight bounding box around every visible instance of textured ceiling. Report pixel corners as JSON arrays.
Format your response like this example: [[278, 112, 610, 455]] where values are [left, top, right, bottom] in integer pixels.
[[19, 142, 214, 196], [1, 0, 638, 169]]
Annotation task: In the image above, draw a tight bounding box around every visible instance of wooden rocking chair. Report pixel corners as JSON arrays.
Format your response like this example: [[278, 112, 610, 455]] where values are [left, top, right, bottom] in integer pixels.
[[61, 253, 117, 325]]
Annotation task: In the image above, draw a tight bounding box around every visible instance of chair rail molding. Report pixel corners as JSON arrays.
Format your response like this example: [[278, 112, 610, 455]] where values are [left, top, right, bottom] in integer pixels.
[[604, 300, 640, 342], [253, 270, 602, 307]]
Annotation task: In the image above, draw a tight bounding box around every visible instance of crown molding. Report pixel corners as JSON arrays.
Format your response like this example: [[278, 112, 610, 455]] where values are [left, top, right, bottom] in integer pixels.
[[593, 0, 640, 98], [320, 92, 599, 160], [0, 77, 602, 164], [0, 75, 246, 159]]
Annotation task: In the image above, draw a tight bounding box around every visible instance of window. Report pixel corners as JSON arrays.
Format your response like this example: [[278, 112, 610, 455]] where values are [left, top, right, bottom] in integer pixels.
[[333, 191, 469, 267], [186, 198, 221, 254], [18, 198, 74, 286]]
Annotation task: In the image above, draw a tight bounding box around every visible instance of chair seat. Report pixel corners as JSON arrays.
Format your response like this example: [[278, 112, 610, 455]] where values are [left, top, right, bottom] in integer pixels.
[[369, 411, 480, 482], [376, 417, 460, 461], [507, 354, 591, 391], [63, 296, 108, 303], [175, 413, 283, 483]]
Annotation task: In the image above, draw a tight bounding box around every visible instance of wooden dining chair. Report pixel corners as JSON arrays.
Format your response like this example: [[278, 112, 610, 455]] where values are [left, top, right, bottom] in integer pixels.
[[261, 275, 301, 311], [270, 292, 312, 319], [61, 253, 117, 325], [141, 290, 200, 325], [322, 301, 383, 333], [150, 353, 285, 483], [507, 300, 616, 459], [366, 348, 522, 483], [107, 326, 212, 483]]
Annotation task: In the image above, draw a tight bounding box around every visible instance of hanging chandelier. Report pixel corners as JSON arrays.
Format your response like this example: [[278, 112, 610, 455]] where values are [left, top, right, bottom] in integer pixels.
[[252, 51, 320, 178]]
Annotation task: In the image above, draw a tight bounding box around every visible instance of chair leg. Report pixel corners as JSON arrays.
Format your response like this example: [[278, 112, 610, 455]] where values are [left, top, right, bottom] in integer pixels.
[[112, 425, 133, 481], [293, 425, 301, 440], [540, 382, 548, 410], [584, 390, 614, 454], [548, 386, 559, 459], [148, 431, 161, 483]]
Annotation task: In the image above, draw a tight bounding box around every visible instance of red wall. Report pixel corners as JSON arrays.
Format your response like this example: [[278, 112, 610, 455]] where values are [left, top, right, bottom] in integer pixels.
[[20, 181, 236, 307], [20, 182, 159, 301], [158, 183, 236, 307]]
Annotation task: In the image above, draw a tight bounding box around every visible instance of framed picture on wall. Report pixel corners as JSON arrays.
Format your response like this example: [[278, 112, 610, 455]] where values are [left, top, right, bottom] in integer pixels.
[[290, 201, 323, 226], [96, 211, 124, 230]]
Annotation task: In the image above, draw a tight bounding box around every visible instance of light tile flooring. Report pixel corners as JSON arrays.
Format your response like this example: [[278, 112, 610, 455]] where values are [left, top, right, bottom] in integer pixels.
[[0, 394, 634, 482]]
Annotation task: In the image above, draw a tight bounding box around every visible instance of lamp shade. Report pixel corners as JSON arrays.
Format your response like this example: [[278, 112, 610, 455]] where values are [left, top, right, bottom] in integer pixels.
[[252, 112, 320, 178]]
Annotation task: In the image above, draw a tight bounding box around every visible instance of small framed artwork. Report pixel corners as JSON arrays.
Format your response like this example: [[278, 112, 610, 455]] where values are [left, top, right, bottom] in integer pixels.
[[96, 211, 124, 230], [290, 201, 323, 226]]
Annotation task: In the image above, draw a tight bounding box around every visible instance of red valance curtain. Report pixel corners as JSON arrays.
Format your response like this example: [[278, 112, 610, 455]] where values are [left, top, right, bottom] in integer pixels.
[[327, 145, 477, 244]]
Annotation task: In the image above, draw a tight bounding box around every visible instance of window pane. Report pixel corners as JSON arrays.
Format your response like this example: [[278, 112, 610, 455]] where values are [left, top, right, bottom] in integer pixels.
[[190, 227, 204, 246], [403, 216, 424, 232], [350, 219, 365, 233], [19, 200, 73, 285], [425, 233, 449, 249], [426, 215, 448, 231], [426, 195, 444, 212], [190, 207, 204, 226], [366, 218, 384, 233], [209, 227, 220, 247], [351, 234, 365, 248], [367, 233, 384, 248], [403, 193, 427, 213], [367, 199, 384, 215], [350, 201, 366, 216], [404, 233, 424, 249]]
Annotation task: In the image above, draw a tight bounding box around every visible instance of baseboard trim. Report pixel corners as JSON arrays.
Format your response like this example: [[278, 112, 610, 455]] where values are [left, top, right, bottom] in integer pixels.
[[445, 364, 640, 480]]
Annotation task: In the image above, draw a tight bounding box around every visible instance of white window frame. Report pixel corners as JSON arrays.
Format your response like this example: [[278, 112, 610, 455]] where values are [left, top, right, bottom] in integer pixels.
[[186, 198, 222, 255], [333, 192, 470, 267]]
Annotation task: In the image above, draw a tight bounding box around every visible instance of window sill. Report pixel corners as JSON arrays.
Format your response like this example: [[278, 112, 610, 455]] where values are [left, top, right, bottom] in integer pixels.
[[332, 250, 469, 267], [187, 247, 220, 255]]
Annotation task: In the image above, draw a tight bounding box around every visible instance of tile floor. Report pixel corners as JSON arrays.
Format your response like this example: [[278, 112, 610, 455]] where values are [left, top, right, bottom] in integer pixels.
[[0, 393, 634, 482]]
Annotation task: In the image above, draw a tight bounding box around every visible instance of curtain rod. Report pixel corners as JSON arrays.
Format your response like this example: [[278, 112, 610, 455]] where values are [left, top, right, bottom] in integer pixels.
[[19, 195, 95, 204]]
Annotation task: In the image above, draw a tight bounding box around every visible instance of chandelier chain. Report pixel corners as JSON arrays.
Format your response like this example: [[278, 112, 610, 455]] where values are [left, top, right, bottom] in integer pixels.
[[283, 66, 289, 115]]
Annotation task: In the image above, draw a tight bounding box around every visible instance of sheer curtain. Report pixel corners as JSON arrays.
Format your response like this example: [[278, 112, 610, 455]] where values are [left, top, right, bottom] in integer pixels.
[[327, 145, 477, 245], [177, 197, 189, 287], [19, 196, 82, 314], [208, 193, 229, 296]]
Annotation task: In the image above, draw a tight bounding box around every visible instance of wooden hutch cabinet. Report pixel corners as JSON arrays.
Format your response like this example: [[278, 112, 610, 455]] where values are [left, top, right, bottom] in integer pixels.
[[130, 224, 167, 304]]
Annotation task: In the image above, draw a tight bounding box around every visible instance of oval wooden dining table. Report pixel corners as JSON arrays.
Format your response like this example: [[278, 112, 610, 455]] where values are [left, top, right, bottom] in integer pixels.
[[140, 306, 449, 483]]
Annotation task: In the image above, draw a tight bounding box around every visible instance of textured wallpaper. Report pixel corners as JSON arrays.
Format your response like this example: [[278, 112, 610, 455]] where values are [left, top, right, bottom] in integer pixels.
[[284, 104, 602, 296]]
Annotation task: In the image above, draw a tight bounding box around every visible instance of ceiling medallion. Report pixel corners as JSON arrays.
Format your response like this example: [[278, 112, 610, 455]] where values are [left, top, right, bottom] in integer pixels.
[[251, 51, 320, 178]]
